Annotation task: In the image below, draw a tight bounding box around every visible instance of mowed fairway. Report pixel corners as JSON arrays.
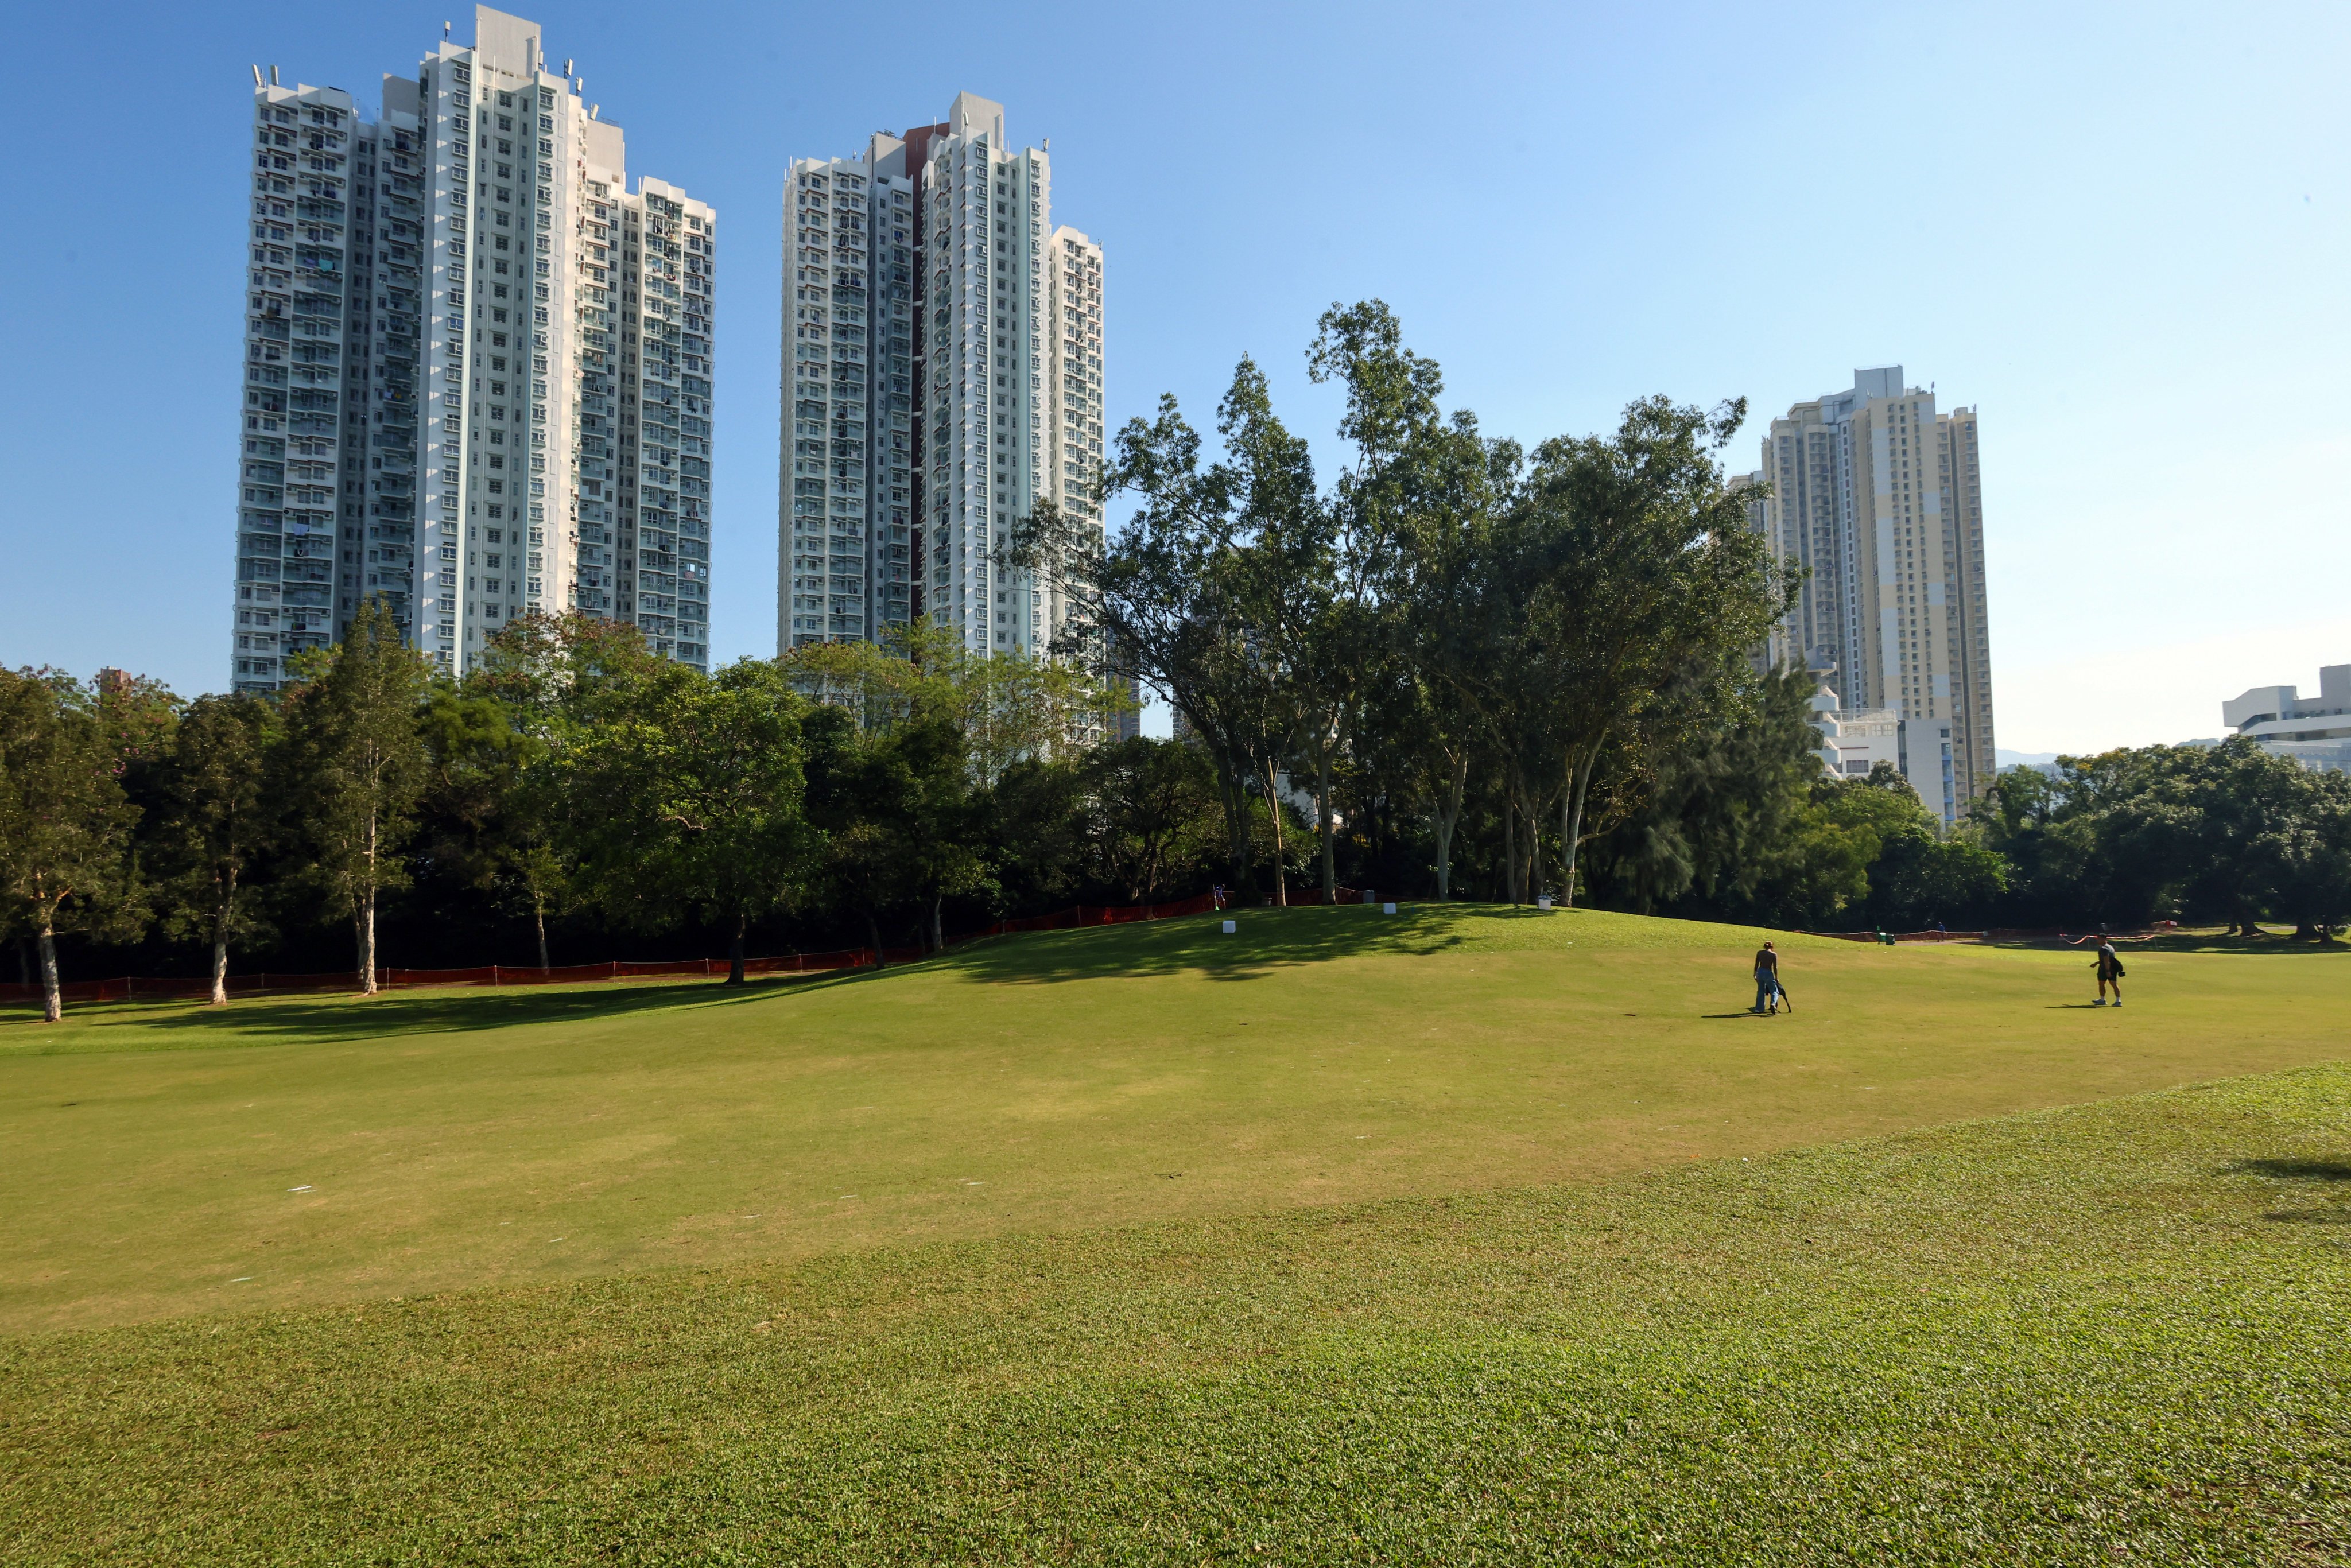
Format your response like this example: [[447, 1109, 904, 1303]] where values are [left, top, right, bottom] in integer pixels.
[[6, 906, 2351, 1562], [3, 904, 2346, 1332]]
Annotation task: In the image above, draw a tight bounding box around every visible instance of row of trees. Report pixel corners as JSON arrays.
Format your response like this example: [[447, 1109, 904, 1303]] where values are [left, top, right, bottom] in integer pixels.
[[0, 607, 1188, 1020], [1972, 738, 2351, 935], [8, 302, 2346, 1018], [1022, 301, 1789, 913]]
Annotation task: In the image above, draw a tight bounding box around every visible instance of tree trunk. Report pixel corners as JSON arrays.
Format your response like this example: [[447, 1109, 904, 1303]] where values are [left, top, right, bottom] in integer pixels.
[[1262, 759, 1288, 907], [210, 871, 235, 1006], [1502, 782, 1520, 905], [1431, 751, 1467, 901], [1559, 738, 1605, 910], [358, 894, 379, 995], [865, 908, 888, 970], [1316, 748, 1337, 905], [930, 889, 945, 953], [1527, 794, 1545, 905], [37, 913, 61, 1024], [359, 799, 380, 995], [1551, 790, 1570, 912], [534, 894, 551, 971], [727, 912, 747, 985], [1215, 758, 1254, 896]]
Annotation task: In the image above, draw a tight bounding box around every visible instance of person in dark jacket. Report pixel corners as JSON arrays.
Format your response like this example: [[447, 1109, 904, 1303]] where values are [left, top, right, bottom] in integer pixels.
[[1752, 941, 1783, 1015], [2093, 939, 2125, 1007]]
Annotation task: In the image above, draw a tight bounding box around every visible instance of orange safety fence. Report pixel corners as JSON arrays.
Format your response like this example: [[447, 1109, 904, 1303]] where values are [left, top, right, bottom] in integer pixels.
[[980, 890, 1222, 934], [2, 887, 1429, 1007], [0, 945, 912, 1007]]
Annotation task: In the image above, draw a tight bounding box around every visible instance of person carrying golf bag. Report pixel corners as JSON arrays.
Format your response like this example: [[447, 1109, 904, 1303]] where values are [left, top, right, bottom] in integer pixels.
[[1751, 942, 1793, 1015], [2094, 938, 2125, 1006]]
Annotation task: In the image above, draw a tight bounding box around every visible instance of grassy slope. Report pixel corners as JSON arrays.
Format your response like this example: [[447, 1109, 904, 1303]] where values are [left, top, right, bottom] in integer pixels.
[[5, 905, 2348, 1332], [4, 1063, 2349, 1563]]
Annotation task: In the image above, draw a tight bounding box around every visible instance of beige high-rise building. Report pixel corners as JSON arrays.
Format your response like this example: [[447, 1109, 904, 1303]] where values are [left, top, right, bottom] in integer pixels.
[[1751, 368, 1995, 818], [1939, 406, 1993, 793]]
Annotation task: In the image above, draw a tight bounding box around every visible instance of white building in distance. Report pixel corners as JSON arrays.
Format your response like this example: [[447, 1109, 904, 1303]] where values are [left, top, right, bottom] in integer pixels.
[[231, 6, 715, 690], [2224, 663, 2351, 772], [1807, 679, 1960, 826], [781, 93, 1105, 657]]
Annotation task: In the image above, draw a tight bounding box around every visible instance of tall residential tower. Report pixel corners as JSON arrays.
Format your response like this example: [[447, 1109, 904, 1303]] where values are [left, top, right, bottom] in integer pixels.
[[781, 93, 1105, 655], [230, 6, 716, 691], [1749, 368, 1996, 816]]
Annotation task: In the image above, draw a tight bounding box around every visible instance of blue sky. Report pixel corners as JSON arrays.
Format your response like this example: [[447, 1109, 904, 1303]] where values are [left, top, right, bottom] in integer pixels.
[[2, 0, 2344, 752]]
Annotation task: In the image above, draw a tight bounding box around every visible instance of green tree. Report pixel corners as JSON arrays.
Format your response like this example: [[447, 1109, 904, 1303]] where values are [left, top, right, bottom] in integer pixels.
[[554, 657, 811, 984], [1022, 373, 1297, 901], [151, 694, 281, 1003], [800, 701, 922, 961], [2263, 769, 2351, 939], [0, 669, 150, 1021], [1078, 736, 1223, 901], [281, 599, 431, 993], [1383, 416, 1516, 900], [1508, 397, 1789, 906], [1970, 739, 2351, 932], [426, 677, 578, 969], [2167, 742, 2350, 936], [1867, 822, 2011, 927], [472, 613, 677, 965], [1262, 301, 1442, 904], [786, 629, 1036, 955], [1584, 665, 1824, 919], [1768, 764, 2011, 929]]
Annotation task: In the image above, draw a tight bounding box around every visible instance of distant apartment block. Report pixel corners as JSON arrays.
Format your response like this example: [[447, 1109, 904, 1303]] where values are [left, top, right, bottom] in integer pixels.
[[230, 5, 715, 691], [2224, 663, 2351, 772], [1742, 367, 1995, 809], [1806, 678, 1961, 826], [781, 93, 1105, 657]]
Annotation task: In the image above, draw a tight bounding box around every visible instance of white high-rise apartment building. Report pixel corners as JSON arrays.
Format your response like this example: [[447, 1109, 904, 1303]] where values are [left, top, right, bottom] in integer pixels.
[[781, 93, 1105, 655], [230, 6, 716, 692], [1747, 367, 1996, 811]]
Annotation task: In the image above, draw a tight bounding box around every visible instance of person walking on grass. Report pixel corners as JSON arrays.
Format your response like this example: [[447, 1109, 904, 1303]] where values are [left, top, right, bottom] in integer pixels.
[[1752, 941, 1784, 1015], [2094, 938, 2125, 1007]]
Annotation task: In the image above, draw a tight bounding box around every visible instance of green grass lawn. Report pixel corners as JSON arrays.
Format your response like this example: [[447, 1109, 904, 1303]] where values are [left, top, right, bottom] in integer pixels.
[[4, 905, 2349, 1562], [3, 904, 2346, 1334]]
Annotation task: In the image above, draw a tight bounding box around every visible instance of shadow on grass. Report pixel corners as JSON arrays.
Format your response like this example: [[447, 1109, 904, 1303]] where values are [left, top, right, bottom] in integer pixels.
[[919, 903, 1501, 984], [2152, 939, 2348, 956], [2099, 936, 2337, 956], [2219, 1156, 2351, 1225], [2223, 1157, 2351, 1182], [1975, 932, 2349, 956], [11, 975, 814, 1051]]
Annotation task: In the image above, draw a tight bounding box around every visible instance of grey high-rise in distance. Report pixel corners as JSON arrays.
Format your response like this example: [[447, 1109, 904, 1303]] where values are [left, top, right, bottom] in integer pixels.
[[1742, 368, 1996, 809], [229, 6, 716, 691]]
